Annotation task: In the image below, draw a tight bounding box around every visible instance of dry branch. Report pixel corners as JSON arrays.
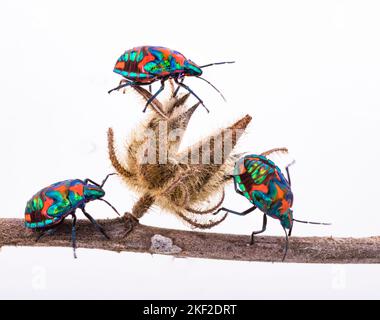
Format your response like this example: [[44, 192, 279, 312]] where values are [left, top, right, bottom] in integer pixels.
[[1, 218, 379, 263]]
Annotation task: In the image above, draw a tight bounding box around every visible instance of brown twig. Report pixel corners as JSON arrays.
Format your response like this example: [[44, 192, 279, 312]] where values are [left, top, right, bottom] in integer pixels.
[[1, 218, 379, 263]]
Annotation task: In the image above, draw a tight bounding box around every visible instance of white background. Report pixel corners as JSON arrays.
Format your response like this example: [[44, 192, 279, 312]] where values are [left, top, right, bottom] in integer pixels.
[[0, 0, 379, 299]]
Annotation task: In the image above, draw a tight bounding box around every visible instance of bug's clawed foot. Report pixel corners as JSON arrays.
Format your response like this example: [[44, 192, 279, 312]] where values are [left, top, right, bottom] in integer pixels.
[[123, 213, 139, 237], [249, 235, 255, 246], [212, 208, 223, 216], [99, 227, 111, 240]]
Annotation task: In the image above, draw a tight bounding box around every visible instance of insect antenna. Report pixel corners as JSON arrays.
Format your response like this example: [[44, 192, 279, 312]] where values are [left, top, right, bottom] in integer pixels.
[[293, 219, 331, 226], [100, 173, 117, 188], [99, 198, 121, 216], [196, 76, 226, 101], [199, 61, 235, 68]]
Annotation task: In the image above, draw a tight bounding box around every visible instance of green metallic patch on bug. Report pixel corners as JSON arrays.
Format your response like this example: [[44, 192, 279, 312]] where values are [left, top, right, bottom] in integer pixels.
[[253, 173, 267, 185], [239, 183, 246, 192], [130, 51, 137, 62], [187, 64, 201, 74], [123, 53, 129, 61], [32, 197, 43, 211], [84, 187, 105, 199], [235, 176, 241, 183], [250, 165, 272, 185], [136, 51, 144, 62], [144, 62, 154, 72], [69, 191, 83, 207], [244, 191, 250, 200]]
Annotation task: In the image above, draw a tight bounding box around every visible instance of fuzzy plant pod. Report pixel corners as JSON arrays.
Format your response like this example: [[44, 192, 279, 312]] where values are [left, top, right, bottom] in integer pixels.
[[108, 81, 252, 230]]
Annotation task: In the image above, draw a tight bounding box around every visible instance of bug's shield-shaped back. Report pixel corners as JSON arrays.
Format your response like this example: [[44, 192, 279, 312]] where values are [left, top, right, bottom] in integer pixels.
[[24, 192, 62, 228]]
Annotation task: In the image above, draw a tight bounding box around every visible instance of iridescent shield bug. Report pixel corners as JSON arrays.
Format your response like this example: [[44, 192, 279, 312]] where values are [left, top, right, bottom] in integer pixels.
[[24, 173, 120, 258], [214, 152, 330, 261], [108, 46, 234, 112]]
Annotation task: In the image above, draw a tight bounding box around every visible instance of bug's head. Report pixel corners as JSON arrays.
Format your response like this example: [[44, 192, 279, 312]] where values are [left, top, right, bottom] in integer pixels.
[[233, 155, 250, 175], [280, 208, 294, 230], [84, 184, 105, 201], [184, 60, 203, 77]]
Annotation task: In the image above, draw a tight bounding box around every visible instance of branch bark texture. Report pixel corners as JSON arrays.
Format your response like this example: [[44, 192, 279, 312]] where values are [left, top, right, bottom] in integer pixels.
[[1, 218, 379, 263]]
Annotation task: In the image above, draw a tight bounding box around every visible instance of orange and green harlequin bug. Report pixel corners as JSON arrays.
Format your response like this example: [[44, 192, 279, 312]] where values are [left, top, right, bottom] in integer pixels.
[[214, 154, 330, 261], [24, 173, 120, 258], [108, 45, 234, 113]]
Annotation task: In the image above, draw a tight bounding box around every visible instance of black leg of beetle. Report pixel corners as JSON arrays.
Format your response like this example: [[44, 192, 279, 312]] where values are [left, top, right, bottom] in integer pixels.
[[71, 214, 77, 259], [249, 214, 267, 245], [36, 227, 58, 242], [81, 208, 110, 239], [108, 80, 136, 94], [286, 167, 292, 187], [83, 178, 100, 187], [282, 227, 289, 262], [288, 223, 293, 237], [285, 160, 295, 186], [174, 78, 210, 113], [213, 205, 257, 216], [149, 84, 152, 93], [35, 220, 64, 242], [143, 79, 165, 112], [173, 77, 184, 97], [232, 177, 246, 197], [83, 173, 116, 188], [100, 173, 117, 188]]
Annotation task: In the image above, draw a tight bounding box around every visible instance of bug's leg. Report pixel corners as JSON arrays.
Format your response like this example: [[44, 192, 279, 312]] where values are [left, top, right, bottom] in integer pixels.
[[81, 208, 110, 239], [282, 227, 289, 262], [100, 173, 117, 188], [118, 79, 130, 94], [143, 79, 166, 112], [174, 78, 210, 112], [285, 160, 296, 186], [249, 214, 267, 245], [35, 220, 64, 242], [83, 178, 100, 187], [71, 213, 77, 259], [83, 173, 116, 188], [149, 84, 152, 93], [288, 223, 293, 237], [36, 229, 55, 242], [173, 77, 184, 97], [36, 227, 58, 242], [286, 167, 291, 186], [213, 205, 257, 216], [108, 80, 136, 94]]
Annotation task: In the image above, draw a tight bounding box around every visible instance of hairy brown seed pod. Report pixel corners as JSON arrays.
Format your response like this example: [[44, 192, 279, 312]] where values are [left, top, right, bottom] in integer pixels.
[[108, 82, 252, 231]]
